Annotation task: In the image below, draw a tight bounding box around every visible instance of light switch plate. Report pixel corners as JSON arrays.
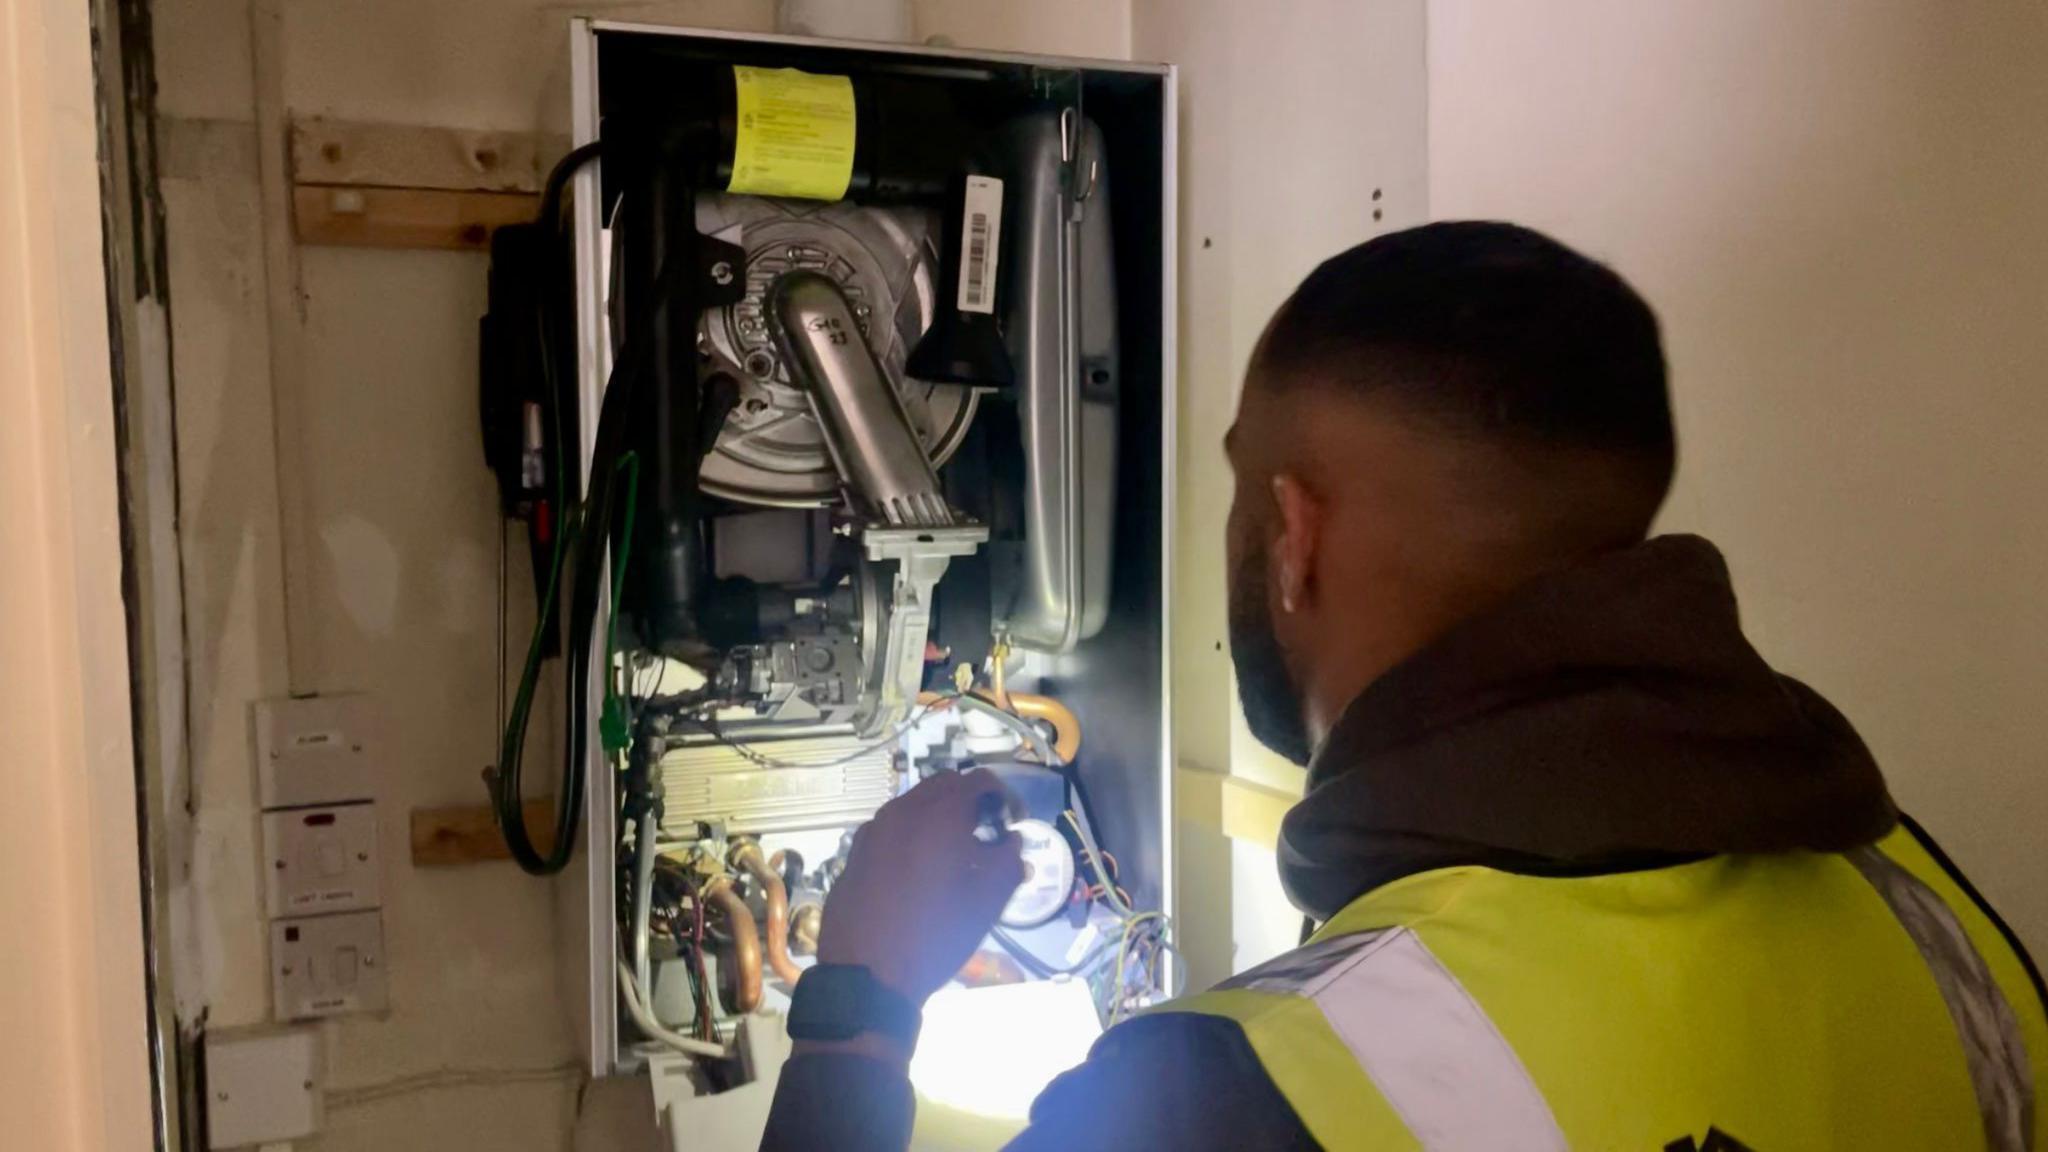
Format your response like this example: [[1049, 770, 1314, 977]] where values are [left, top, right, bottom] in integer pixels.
[[262, 803, 380, 917], [272, 910, 388, 1019], [254, 694, 377, 808], [205, 1026, 321, 1148]]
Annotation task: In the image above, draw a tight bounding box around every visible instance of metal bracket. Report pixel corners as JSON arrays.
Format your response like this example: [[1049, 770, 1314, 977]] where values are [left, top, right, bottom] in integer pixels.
[[698, 233, 748, 308], [1060, 105, 1099, 206], [858, 524, 988, 737]]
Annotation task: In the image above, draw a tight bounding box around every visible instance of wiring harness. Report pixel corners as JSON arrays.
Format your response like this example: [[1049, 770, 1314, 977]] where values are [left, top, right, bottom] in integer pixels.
[[486, 140, 650, 876]]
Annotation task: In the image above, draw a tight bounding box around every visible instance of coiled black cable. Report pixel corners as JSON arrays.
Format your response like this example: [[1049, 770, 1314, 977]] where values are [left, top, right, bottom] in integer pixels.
[[488, 140, 609, 875]]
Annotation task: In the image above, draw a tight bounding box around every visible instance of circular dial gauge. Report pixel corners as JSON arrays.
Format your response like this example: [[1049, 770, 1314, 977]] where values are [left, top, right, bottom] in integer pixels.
[[999, 818, 1077, 928]]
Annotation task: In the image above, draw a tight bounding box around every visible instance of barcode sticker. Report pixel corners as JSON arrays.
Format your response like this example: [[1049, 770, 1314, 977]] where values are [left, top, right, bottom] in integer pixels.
[[957, 175, 1003, 315]]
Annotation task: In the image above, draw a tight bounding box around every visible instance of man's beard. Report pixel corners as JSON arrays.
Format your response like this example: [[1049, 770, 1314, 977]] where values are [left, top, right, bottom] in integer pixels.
[[1227, 545, 1313, 767]]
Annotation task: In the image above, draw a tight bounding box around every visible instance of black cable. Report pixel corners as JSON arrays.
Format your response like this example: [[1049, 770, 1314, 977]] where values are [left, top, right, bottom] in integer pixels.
[[496, 138, 722, 875], [991, 924, 1112, 979], [1055, 760, 1104, 847], [544, 142, 605, 222], [513, 227, 696, 873], [489, 140, 608, 875]]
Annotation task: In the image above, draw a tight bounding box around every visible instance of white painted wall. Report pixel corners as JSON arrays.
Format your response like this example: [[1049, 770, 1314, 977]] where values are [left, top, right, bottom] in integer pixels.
[[153, 3, 1131, 1149], [0, 0, 155, 1147], [1131, 0, 1430, 983], [912, 0, 1128, 59], [1429, 0, 2048, 953], [1136, 0, 2048, 988]]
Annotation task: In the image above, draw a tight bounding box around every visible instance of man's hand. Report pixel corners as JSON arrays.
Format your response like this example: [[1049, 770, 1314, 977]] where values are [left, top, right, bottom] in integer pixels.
[[816, 769, 1026, 1014]]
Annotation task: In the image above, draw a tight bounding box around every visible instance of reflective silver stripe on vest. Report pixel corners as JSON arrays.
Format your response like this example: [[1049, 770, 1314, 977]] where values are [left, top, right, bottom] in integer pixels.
[[1849, 847, 2034, 1152], [1222, 927, 1569, 1150]]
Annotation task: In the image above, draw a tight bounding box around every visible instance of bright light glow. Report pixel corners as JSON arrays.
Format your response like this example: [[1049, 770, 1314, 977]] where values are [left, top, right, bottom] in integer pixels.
[[909, 978, 1103, 1122]]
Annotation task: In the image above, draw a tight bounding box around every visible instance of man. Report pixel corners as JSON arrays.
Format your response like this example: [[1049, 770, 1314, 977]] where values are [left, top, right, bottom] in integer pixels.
[[763, 222, 2048, 1150]]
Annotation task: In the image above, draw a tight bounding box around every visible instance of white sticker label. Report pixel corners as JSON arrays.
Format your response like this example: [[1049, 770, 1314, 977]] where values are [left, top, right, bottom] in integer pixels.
[[957, 175, 1003, 315]]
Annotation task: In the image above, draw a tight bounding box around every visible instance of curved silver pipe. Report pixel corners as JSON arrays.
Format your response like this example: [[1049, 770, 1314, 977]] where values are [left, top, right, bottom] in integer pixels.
[[770, 270, 954, 528]]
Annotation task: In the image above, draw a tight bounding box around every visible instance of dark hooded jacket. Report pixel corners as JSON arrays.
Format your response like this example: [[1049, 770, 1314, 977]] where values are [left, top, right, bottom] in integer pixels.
[[761, 536, 1901, 1151]]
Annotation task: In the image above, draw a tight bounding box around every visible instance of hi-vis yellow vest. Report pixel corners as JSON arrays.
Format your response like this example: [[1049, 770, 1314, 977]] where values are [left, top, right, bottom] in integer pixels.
[[1157, 826, 2047, 1151]]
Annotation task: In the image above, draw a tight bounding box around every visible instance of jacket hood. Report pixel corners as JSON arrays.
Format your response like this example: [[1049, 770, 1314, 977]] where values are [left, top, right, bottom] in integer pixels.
[[1277, 535, 1897, 921]]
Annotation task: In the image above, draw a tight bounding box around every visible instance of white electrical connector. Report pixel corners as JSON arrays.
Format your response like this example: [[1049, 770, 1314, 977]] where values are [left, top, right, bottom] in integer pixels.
[[626, 651, 709, 700]]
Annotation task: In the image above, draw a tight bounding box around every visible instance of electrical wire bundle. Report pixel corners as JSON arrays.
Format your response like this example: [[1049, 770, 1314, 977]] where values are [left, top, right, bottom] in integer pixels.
[[490, 141, 676, 878], [648, 859, 719, 1044], [1060, 808, 1178, 1022], [956, 671, 1178, 1021], [673, 694, 954, 772], [486, 141, 607, 876], [979, 806, 1175, 1019], [615, 822, 731, 1060]]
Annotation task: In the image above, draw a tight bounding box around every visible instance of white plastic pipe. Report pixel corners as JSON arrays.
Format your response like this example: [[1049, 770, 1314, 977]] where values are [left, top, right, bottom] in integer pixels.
[[777, 0, 912, 43], [615, 963, 731, 1060]]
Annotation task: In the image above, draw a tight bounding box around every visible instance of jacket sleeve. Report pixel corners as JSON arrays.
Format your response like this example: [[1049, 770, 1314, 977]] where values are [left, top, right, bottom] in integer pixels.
[[758, 1012, 1318, 1152], [759, 1048, 915, 1152], [1004, 1012, 1320, 1151]]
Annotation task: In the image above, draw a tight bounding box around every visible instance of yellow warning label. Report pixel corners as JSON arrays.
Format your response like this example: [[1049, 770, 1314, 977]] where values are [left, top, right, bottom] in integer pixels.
[[728, 66, 857, 201]]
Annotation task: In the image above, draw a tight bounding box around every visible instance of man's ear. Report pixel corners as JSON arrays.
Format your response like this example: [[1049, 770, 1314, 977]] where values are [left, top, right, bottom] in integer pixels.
[[1269, 473, 1323, 614]]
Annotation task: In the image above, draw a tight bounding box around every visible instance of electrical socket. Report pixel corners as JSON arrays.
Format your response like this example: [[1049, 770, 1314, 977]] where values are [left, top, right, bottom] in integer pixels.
[[272, 910, 388, 1019], [262, 803, 380, 917], [254, 694, 378, 808]]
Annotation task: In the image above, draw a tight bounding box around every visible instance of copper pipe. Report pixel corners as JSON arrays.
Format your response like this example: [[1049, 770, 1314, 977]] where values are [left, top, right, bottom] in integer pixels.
[[731, 840, 804, 988], [790, 903, 823, 957], [955, 949, 1026, 987], [768, 848, 805, 892], [915, 688, 1083, 766], [703, 877, 763, 1014], [988, 636, 1016, 713], [1008, 692, 1082, 765]]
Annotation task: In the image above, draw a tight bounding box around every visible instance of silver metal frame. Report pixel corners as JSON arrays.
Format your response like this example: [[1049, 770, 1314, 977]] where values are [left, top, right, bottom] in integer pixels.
[[587, 18, 1175, 77], [567, 17, 616, 1075], [566, 17, 1176, 1075], [1157, 63, 1180, 987]]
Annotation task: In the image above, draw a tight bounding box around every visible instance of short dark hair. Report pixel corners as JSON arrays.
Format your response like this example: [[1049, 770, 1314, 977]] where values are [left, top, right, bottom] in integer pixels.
[[1257, 221, 1674, 484]]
